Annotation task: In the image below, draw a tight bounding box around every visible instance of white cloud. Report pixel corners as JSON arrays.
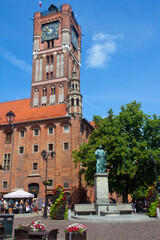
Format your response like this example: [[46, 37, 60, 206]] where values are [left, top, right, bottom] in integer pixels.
[[0, 47, 32, 74], [86, 32, 123, 68]]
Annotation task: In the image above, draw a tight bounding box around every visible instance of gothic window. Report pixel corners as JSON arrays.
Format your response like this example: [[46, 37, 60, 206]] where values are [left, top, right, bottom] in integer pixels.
[[50, 72, 53, 79], [61, 53, 64, 77], [43, 88, 47, 96], [71, 98, 74, 106], [35, 58, 39, 81], [77, 98, 79, 106], [50, 86, 56, 105], [58, 85, 64, 103], [72, 84, 74, 90], [47, 41, 50, 48], [51, 55, 53, 64], [47, 56, 49, 64], [34, 89, 39, 98], [3, 154, 10, 171], [51, 86, 55, 95], [46, 73, 49, 80], [39, 58, 43, 81], [57, 54, 60, 77], [33, 89, 39, 107], [51, 40, 54, 48]]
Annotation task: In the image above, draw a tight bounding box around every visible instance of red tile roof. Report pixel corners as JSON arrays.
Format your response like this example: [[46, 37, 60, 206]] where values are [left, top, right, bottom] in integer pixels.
[[89, 121, 95, 128], [0, 98, 67, 125]]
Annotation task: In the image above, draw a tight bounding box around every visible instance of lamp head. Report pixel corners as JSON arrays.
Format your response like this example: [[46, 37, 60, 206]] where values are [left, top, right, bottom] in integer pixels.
[[51, 151, 56, 158], [6, 110, 15, 124], [41, 150, 47, 159]]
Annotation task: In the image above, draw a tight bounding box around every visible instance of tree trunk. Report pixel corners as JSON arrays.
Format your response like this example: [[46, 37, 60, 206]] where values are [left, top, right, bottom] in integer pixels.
[[122, 192, 128, 203]]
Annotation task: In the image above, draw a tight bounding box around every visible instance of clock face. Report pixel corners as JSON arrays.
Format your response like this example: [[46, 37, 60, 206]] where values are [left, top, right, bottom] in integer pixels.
[[71, 26, 78, 50], [42, 22, 59, 42]]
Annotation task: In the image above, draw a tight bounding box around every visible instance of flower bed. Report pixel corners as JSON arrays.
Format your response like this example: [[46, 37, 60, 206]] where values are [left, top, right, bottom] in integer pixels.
[[29, 220, 46, 232], [64, 223, 87, 240]]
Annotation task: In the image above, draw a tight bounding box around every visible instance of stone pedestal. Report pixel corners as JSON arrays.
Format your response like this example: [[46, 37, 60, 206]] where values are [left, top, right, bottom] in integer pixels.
[[94, 173, 110, 204], [94, 173, 119, 216]]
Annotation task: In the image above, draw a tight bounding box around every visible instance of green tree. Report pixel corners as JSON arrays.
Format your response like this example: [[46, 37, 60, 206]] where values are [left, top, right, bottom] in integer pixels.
[[73, 101, 160, 202]]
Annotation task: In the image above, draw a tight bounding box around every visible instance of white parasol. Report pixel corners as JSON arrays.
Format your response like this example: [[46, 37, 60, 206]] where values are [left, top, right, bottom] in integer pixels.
[[3, 190, 34, 199]]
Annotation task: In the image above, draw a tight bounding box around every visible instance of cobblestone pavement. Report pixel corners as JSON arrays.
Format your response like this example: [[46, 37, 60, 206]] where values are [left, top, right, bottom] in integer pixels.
[[8, 213, 160, 240]]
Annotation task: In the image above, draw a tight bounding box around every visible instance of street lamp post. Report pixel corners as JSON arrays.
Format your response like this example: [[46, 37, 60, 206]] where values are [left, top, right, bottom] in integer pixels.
[[6, 110, 15, 193], [41, 150, 55, 219]]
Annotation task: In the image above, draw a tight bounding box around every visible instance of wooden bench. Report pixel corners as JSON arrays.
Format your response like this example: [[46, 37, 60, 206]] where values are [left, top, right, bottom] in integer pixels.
[[116, 203, 133, 214], [74, 204, 96, 216]]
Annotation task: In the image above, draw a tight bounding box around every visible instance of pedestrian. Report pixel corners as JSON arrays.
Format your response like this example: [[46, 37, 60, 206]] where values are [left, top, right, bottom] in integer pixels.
[[8, 199, 13, 214], [33, 199, 39, 216], [4, 200, 8, 214], [19, 200, 23, 214]]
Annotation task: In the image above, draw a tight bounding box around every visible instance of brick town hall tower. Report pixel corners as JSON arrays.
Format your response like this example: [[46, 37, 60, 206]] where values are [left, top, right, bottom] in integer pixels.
[[0, 4, 94, 205]]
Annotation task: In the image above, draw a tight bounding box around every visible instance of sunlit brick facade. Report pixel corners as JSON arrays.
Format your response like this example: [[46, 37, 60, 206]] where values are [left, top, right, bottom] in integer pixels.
[[0, 4, 94, 206]]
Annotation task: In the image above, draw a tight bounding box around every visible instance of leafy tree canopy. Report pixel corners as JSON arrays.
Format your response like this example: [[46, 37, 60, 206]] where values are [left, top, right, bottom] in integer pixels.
[[73, 101, 160, 202]]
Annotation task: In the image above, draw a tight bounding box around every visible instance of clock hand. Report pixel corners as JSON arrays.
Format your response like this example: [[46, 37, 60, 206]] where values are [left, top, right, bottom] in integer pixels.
[[46, 26, 51, 31]]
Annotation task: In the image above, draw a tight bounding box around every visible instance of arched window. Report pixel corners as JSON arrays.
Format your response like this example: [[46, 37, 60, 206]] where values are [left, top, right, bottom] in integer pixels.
[[39, 58, 43, 81], [71, 98, 74, 106], [61, 53, 64, 77], [34, 88, 39, 98], [51, 86, 55, 95], [50, 72, 53, 79], [77, 98, 79, 106], [43, 87, 47, 96], [47, 56, 49, 64], [35, 58, 39, 82], [57, 54, 60, 77], [33, 88, 39, 107], [50, 55, 53, 64], [72, 84, 74, 90], [58, 85, 64, 103], [50, 86, 56, 104], [51, 40, 54, 48]]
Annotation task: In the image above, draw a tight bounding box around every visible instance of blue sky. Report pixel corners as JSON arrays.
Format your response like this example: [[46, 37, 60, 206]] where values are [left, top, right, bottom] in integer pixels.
[[0, 0, 160, 121]]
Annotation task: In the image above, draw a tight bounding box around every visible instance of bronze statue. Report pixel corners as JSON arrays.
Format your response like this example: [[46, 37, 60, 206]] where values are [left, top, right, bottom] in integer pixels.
[[95, 145, 107, 173]]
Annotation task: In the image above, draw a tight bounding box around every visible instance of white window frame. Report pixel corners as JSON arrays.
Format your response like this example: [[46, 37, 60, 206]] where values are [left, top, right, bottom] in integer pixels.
[[33, 162, 38, 170], [33, 128, 39, 136], [2, 181, 8, 189], [3, 154, 10, 172], [48, 127, 54, 135], [47, 143, 54, 152], [33, 144, 39, 153], [63, 125, 69, 133], [19, 146, 24, 154], [19, 130, 25, 138], [63, 142, 69, 150]]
